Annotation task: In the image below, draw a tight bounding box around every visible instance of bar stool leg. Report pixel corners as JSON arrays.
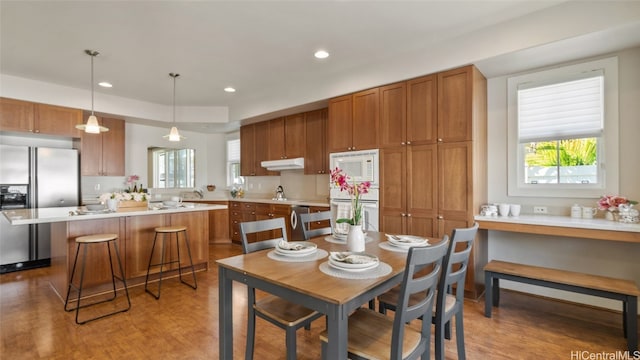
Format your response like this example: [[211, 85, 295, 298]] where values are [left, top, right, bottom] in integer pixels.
[[178, 230, 197, 289], [145, 232, 167, 299]]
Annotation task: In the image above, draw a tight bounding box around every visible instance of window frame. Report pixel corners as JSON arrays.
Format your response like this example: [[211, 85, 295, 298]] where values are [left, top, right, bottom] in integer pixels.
[[226, 138, 243, 187], [507, 56, 619, 198]]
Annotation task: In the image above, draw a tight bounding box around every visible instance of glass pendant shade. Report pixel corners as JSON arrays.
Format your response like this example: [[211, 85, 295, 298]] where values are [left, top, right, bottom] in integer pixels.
[[163, 72, 185, 141], [76, 49, 108, 133]]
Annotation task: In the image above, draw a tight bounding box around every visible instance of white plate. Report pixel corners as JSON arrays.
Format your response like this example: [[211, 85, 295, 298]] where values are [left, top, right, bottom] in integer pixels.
[[275, 242, 317, 257], [328, 259, 378, 272], [328, 252, 379, 270], [386, 234, 428, 247]]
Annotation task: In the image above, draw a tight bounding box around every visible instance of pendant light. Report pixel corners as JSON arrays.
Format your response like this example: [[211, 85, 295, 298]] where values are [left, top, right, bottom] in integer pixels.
[[163, 73, 185, 141], [76, 49, 108, 133]]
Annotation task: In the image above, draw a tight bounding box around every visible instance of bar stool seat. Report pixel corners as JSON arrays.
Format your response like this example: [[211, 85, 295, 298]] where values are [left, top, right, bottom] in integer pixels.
[[144, 225, 197, 299], [64, 233, 131, 324]]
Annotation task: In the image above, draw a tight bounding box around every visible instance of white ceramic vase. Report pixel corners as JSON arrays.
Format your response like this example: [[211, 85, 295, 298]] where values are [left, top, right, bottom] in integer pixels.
[[106, 199, 118, 211], [605, 211, 615, 221], [347, 224, 365, 252]]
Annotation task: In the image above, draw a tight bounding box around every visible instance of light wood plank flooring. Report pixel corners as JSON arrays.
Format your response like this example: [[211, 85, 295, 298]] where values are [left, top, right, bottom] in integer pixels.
[[1, 243, 636, 359]]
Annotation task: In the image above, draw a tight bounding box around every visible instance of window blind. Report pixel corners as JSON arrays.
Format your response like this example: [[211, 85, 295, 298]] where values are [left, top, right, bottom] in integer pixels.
[[227, 139, 240, 162], [517, 73, 603, 143]]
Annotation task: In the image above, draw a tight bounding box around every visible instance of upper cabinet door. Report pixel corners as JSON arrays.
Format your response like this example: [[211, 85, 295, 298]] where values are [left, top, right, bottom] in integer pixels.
[[379, 82, 406, 149], [240, 124, 256, 176], [35, 103, 83, 138], [268, 118, 286, 160], [304, 108, 328, 175], [0, 97, 35, 132], [101, 117, 125, 176], [407, 74, 438, 145], [327, 94, 353, 153], [438, 66, 472, 143], [284, 113, 305, 159], [352, 88, 379, 151]]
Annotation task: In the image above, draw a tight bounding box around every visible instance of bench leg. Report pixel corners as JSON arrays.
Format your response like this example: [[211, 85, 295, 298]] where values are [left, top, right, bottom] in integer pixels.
[[485, 271, 493, 317], [625, 296, 637, 353]]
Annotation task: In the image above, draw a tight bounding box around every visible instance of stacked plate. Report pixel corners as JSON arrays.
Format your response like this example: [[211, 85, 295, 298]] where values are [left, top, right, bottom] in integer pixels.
[[328, 252, 379, 272], [275, 241, 318, 257], [385, 234, 429, 248]]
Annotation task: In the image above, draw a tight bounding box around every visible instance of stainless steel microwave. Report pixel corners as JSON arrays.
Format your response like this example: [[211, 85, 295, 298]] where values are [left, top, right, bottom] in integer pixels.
[[329, 149, 379, 188]]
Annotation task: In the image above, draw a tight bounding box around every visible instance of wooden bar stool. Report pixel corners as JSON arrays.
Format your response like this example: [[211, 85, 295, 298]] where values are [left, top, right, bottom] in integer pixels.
[[144, 225, 197, 299], [64, 233, 131, 324]]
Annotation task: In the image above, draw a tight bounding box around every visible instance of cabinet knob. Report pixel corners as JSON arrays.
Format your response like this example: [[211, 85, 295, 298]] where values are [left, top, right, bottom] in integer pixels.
[[407, 141, 411, 145], [352, 146, 356, 150], [347, 147, 352, 150], [401, 142, 405, 145], [437, 215, 444, 219], [318, 171, 322, 174], [438, 138, 443, 142], [401, 213, 406, 217], [407, 214, 412, 217]]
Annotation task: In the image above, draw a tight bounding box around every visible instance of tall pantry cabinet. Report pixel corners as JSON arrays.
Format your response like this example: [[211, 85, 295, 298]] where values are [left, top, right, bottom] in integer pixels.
[[379, 65, 487, 298]]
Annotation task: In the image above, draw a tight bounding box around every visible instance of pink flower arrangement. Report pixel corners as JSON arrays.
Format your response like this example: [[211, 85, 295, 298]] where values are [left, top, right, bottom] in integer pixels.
[[597, 195, 637, 212], [331, 167, 371, 226]]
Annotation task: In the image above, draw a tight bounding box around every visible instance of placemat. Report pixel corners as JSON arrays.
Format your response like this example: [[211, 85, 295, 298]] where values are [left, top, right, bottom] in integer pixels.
[[318, 261, 392, 279], [323, 235, 374, 244], [378, 241, 430, 253], [267, 249, 328, 262]]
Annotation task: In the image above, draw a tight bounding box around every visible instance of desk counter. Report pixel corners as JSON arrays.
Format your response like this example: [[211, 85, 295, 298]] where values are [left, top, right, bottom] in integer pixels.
[[475, 214, 640, 243]]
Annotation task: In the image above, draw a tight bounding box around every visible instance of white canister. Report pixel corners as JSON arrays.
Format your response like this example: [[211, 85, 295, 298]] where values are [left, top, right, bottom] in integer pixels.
[[570, 204, 582, 218]]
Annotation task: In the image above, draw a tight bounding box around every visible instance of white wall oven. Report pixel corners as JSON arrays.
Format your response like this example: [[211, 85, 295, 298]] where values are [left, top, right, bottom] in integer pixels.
[[329, 149, 379, 234]]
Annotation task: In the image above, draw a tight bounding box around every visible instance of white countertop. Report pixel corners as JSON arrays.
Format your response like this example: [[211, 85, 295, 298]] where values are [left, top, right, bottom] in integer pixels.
[[2, 203, 227, 225], [204, 198, 331, 207], [474, 214, 640, 233]]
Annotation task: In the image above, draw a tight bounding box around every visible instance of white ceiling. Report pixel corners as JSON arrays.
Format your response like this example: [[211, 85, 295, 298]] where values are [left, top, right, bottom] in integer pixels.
[[2, 1, 640, 134]]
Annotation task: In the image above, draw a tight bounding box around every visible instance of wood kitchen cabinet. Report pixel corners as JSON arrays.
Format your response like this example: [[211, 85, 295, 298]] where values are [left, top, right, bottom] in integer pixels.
[[304, 108, 329, 174], [268, 114, 305, 160], [229, 201, 256, 243], [379, 65, 487, 299], [240, 123, 274, 176], [255, 203, 291, 241], [240, 124, 256, 176], [308, 206, 331, 230], [198, 200, 229, 244], [328, 88, 379, 153], [0, 98, 83, 138], [79, 116, 125, 176]]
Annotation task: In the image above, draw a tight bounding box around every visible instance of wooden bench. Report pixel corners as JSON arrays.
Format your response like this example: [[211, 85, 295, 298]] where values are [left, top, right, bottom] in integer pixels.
[[484, 260, 639, 352]]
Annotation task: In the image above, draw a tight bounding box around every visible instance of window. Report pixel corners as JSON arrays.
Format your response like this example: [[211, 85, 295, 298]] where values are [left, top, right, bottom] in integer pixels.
[[227, 139, 243, 187], [148, 147, 195, 189], [507, 57, 619, 198]]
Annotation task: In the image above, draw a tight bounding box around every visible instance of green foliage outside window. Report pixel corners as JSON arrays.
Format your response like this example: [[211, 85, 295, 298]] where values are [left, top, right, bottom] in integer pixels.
[[525, 138, 597, 167]]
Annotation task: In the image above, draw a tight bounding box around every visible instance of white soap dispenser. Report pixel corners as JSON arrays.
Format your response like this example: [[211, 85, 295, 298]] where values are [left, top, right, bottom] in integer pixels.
[[571, 204, 582, 218]]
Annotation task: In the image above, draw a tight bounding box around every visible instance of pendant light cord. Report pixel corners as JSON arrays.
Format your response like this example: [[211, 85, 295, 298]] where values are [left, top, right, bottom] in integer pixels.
[[170, 73, 180, 125], [90, 53, 94, 116]]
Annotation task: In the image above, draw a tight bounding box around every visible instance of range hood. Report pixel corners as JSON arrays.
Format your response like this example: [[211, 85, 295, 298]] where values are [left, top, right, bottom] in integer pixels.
[[261, 157, 305, 171]]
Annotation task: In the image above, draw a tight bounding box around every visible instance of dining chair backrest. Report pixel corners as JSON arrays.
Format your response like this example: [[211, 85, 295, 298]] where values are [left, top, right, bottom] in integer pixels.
[[391, 236, 449, 360], [438, 222, 479, 304], [240, 217, 288, 254], [299, 210, 333, 240]]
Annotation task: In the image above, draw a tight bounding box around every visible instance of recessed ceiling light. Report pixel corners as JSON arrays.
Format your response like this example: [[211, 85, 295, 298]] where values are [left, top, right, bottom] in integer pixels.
[[224, 87, 236, 93], [98, 82, 112, 88], [314, 50, 329, 59]]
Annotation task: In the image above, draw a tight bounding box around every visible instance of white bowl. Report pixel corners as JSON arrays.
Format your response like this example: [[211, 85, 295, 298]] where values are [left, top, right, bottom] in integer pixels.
[[163, 200, 178, 207], [86, 204, 105, 211]]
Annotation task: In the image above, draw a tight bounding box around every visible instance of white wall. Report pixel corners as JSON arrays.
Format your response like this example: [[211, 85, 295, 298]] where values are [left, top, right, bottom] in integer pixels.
[[124, 122, 227, 199], [485, 46, 640, 310]]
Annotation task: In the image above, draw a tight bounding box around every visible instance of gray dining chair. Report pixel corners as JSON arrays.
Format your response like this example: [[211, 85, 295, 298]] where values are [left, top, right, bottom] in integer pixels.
[[319, 236, 449, 360], [377, 223, 479, 360], [299, 210, 333, 240], [239, 217, 324, 360]]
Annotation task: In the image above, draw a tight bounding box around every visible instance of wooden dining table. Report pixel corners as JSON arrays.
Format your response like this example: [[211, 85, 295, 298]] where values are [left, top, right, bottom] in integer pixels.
[[217, 232, 434, 359]]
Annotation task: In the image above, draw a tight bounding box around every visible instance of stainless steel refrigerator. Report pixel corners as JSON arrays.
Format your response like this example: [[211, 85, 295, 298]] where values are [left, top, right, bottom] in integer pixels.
[[0, 144, 79, 273]]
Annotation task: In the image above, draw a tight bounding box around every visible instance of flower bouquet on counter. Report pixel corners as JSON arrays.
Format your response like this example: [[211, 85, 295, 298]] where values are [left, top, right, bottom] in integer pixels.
[[597, 195, 637, 221], [597, 195, 637, 212]]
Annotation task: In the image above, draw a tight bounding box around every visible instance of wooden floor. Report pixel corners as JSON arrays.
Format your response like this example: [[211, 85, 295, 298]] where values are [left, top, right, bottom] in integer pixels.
[[1, 243, 636, 359]]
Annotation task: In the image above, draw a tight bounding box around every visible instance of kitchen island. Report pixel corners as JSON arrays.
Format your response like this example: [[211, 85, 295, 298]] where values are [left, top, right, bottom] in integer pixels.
[[2, 203, 227, 301]]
